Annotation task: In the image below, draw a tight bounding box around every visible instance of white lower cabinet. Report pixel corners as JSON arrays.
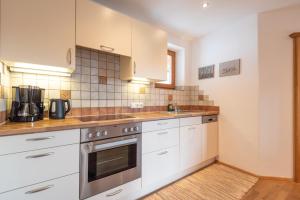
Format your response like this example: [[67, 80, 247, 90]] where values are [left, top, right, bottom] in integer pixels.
[[180, 124, 203, 170], [142, 146, 180, 186], [0, 144, 79, 193], [142, 128, 179, 154], [0, 173, 79, 200], [86, 179, 141, 200]]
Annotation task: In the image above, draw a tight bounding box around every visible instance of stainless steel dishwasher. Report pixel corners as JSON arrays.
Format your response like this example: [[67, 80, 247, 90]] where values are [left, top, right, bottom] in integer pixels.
[[202, 115, 218, 161]]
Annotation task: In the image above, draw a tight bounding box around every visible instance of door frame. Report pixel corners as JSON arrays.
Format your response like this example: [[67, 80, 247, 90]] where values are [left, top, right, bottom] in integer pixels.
[[290, 32, 300, 182]]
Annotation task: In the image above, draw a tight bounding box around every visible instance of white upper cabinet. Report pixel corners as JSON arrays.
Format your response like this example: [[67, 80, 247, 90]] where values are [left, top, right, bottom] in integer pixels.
[[121, 20, 168, 81], [132, 20, 168, 81], [76, 0, 132, 57], [0, 0, 75, 71]]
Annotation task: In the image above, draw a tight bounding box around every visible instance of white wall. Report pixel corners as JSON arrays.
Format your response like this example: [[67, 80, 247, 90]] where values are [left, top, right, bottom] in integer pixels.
[[191, 15, 260, 173], [191, 5, 300, 178], [257, 5, 300, 178]]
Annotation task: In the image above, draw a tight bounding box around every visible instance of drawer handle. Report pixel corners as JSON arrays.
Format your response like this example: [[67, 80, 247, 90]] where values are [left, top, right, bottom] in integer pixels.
[[158, 122, 168, 125], [157, 150, 168, 156], [25, 185, 54, 194], [100, 45, 114, 52], [188, 127, 196, 130], [26, 152, 54, 159], [26, 136, 55, 141], [106, 189, 123, 197], [157, 131, 168, 135]]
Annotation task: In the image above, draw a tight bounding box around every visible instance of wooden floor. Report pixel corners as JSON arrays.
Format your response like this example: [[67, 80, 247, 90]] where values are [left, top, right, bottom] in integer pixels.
[[242, 179, 300, 200], [142, 173, 300, 200], [142, 164, 258, 200]]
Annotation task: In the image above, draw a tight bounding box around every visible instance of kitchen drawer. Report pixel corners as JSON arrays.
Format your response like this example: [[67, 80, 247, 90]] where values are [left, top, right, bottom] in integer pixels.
[[0, 173, 79, 200], [142, 128, 179, 154], [87, 178, 141, 200], [142, 119, 179, 132], [142, 146, 179, 186], [0, 144, 79, 193], [180, 116, 202, 127], [0, 129, 80, 155]]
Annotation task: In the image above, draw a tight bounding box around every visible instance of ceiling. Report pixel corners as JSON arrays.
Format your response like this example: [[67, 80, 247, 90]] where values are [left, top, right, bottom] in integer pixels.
[[95, 0, 300, 39]]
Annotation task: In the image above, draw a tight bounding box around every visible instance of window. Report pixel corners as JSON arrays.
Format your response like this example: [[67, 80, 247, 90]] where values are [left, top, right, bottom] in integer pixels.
[[155, 50, 176, 89]]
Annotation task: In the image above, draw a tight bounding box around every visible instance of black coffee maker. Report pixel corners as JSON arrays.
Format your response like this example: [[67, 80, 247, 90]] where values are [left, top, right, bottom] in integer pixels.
[[9, 85, 45, 122]]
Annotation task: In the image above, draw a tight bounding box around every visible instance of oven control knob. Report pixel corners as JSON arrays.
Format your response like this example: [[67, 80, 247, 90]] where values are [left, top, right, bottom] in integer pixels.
[[88, 133, 93, 138], [123, 128, 129, 133], [102, 131, 108, 136], [130, 127, 134, 132], [96, 131, 101, 137], [134, 126, 139, 131]]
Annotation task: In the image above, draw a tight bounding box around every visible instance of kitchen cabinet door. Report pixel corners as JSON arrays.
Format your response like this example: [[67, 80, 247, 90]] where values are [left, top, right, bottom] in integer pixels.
[[142, 146, 179, 186], [76, 0, 131, 57], [180, 125, 203, 170], [0, 144, 79, 193], [142, 128, 179, 154], [132, 19, 167, 81], [0, 174, 79, 200], [0, 0, 75, 71], [120, 20, 168, 81]]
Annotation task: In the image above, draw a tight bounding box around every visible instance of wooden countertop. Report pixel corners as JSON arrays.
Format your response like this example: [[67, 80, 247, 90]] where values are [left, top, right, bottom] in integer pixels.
[[0, 110, 219, 137]]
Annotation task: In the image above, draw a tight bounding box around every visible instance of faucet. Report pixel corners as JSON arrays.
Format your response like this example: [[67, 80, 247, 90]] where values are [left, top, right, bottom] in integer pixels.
[[174, 102, 180, 112]]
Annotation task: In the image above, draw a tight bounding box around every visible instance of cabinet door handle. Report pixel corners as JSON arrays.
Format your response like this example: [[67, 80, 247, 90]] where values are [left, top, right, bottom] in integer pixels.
[[158, 122, 168, 125], [25, 185, 54, 194], [106, 189, 123, 197], [25, 152, 54, 159], [100, 45, 114, 52], [157, 150, 168, 156], [26, 136, 55, 141], [157, 131, 168, 135], [134, 61, 136, 74], [67, 48, 72, 65]]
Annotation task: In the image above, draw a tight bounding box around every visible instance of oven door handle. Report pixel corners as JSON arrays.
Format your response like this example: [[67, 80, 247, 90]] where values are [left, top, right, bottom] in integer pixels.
[[91, 138, 138, 152]]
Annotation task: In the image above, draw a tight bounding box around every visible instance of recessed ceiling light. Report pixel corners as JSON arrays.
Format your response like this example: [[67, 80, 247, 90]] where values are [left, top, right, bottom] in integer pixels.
[[202, 2, 209, 8]]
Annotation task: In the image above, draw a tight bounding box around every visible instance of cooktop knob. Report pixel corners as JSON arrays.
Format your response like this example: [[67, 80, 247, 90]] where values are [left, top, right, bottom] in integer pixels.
[[102, 130, 108, 136], [123, 128, 128, 133], [129, 127, 134, 132], [96, 131, 101, 137], [88, 133, 93, 138], [134, 126, 139, 131]]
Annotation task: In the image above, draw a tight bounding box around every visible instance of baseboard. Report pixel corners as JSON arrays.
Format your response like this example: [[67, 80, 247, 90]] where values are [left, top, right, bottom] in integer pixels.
[[259, 176, 294, 181], [217, 161, 258, 177], [217, 161, 293, 182]]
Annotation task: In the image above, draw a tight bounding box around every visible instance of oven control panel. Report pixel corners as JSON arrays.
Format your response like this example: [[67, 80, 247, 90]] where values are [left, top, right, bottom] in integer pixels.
[[80, 123, 142, 142]]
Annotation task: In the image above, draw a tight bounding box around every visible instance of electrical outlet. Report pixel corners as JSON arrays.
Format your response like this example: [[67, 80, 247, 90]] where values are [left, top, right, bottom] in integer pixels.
[[131, 102, 144, 109]]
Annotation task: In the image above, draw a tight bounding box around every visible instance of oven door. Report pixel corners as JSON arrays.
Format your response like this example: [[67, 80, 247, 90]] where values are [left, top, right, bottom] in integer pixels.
[[80, 134, 141, 200]]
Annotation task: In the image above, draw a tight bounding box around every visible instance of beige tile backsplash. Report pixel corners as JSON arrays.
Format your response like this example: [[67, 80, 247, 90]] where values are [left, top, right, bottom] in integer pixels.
[[0, 46, 214, 120]]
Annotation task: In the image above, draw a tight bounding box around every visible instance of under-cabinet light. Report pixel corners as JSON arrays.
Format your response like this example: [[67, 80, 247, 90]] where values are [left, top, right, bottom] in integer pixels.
[[130, 77, 150, 85], [9, 67, 71, 77]]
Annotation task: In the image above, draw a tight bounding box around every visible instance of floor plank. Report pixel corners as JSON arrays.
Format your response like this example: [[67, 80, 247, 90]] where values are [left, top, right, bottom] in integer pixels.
[[242, 179, 300, 200]]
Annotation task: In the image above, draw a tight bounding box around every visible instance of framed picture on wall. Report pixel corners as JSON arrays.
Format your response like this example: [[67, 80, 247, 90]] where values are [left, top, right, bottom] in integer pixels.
[[198, 65, 215, 80], [219, 59, 241, 77]]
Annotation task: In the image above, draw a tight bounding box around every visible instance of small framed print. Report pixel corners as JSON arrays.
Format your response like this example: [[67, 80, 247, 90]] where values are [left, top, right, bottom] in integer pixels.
[[219, 59, 241, 77], [198, 65, 215, 80]]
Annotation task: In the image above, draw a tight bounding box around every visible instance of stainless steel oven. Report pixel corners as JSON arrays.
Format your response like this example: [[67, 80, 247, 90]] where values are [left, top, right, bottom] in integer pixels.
[[79, 123, 142, 200]]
